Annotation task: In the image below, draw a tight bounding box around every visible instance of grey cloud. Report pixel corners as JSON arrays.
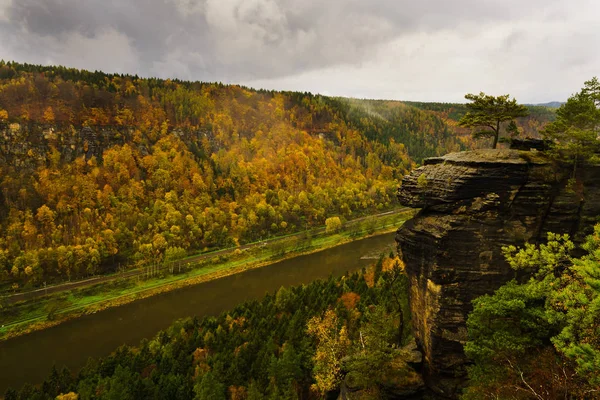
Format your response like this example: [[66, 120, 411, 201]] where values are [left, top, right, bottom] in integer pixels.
[[0, 0, 597, 102], [0, 0, 565, 81], [8, 0, 94, 36]]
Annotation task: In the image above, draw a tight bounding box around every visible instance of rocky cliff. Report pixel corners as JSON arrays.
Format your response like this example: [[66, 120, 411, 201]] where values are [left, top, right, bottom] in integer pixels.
[[0, 122, 130, 170], [0, 122, 205, 171], [395, 148, 600, 398]]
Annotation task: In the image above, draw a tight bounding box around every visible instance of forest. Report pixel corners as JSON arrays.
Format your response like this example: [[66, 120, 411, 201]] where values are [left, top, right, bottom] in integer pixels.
[[404, 100, 557, 136], [10, 226, 598, 400], [4, 57, 599, 400], [3, 256, 417, 400], [0, 61, 457, 291], [0, 61, 556, 292], [463, 225, 600, 399]]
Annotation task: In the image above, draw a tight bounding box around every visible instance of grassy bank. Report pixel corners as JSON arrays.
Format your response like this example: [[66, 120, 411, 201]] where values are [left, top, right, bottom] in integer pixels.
[[0, 209, 415, 341]]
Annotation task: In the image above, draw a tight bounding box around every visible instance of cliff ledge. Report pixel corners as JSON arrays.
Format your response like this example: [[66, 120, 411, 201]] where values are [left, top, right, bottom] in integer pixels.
[[395, 148, 600, 398]]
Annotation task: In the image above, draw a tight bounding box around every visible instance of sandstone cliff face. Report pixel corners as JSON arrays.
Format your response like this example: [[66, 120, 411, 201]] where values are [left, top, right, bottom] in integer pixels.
[[395, 149, 600, 398], [0, 122, 130, 170], [0, 122, 217, 172]]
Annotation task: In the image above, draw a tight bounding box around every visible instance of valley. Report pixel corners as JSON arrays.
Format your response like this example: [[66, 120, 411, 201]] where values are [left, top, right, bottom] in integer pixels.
[[5, 61, 597, 400], [0, 231, 398, 394]]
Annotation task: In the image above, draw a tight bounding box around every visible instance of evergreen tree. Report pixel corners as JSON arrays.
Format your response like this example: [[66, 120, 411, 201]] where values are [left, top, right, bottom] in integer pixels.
[[193, 372, 226, 400], [458, 92, 529, 148], [543, 77, 600, 167], [464, 226, 600, 398]]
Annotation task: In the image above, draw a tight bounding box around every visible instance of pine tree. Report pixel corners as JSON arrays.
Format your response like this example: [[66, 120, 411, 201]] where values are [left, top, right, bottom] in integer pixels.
[[458, 92, 529, 148], [464, 226, 600, 398], [543, 77, 600, 167]]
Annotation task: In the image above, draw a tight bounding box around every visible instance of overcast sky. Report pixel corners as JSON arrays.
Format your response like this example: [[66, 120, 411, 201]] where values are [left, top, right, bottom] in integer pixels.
[[0, 0, 598, 103]]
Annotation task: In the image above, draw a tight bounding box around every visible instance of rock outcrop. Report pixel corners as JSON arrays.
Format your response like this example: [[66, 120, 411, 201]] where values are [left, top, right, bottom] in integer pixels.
[[0, 122, 128, 170], [395, 149, 600, 398], [339, 339, 425, 400]]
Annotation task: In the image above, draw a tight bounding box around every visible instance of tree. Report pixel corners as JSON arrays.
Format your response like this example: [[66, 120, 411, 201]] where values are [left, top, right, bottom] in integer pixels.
[[341, 304, 401, 393], [325, 217, 342, 234], [458, 92, 529, 149], [542, 77, 600, 167], [194, 371, 226, 400], [464, 227, 600, 399], [42, 106, 55, 124], [306, 309, 351, 395]]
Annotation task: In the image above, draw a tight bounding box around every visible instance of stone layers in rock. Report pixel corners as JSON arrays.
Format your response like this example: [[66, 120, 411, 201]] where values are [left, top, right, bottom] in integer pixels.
[[395, 149, 600, 398]]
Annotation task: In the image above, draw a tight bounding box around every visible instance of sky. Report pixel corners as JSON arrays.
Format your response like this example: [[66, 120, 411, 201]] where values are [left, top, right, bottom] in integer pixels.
[[0, 0, 598, 103]]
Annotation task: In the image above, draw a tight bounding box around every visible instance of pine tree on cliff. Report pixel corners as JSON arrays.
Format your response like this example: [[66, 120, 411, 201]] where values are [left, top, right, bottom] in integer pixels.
[[542, 76, 600, 165], [458, 93, 529, 149], [464, 226, 600, 398]]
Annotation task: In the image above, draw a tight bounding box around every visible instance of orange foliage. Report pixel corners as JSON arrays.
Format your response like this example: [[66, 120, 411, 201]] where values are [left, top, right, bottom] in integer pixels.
[[364, 268, 375, 288], [339, 292, 361, 310], [228, 316, 247, 331], [228, 386, 247, 400], [192, 347, 208, 365], [192, 348, 211, 379], [234, 342, 249, 357]]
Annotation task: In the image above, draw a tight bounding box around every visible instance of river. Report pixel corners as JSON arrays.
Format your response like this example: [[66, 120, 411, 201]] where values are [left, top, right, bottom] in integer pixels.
[[0, 232, 396, 393]]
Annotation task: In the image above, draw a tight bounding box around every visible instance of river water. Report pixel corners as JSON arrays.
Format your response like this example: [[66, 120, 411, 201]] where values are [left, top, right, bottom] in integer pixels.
[[0, 232, 396, 393]]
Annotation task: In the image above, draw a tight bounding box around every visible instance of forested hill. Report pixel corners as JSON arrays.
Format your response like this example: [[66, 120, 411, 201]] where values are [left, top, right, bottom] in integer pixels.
[[403, 100, 556, 137], [0, 62, 467, 164], [0, 61, 539, 289]]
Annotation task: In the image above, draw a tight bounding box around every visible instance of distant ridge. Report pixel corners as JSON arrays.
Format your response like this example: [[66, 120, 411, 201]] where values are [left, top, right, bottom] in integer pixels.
[[528, 101, 564, 108]]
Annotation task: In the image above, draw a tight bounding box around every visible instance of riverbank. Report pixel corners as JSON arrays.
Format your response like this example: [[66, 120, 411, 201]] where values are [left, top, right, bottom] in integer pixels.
[[0, 231, 400, 394], [0, 209, 414, 342]]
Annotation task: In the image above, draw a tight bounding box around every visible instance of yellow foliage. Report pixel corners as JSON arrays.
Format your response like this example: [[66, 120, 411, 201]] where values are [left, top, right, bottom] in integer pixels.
[[307, 309, 351, 395], [43, 106, 55, 123], [56, 393, 78, 400], [0, 65, 468, 287], [382, 256, 404, 272], [364, 268, 375, 288], [325, 216, 342, 233]]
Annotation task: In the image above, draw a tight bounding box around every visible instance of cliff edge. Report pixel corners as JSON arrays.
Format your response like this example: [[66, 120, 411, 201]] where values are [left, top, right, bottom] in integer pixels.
[[395, 148, 600, 398]]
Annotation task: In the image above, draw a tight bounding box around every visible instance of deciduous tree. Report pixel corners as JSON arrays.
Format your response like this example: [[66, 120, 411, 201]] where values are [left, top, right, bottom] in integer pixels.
[[325, 216, 342, 234]]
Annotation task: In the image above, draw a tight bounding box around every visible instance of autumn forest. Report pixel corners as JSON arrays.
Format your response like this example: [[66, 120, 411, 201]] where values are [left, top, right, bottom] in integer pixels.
[[0, 61, 468, 291], [0, 56, 578, 400], [0, 61, 554, 290]]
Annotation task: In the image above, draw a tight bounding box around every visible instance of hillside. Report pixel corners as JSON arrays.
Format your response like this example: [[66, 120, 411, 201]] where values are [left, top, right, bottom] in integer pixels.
[[404, 100, 556, 138], [0, 61, 550, 291]]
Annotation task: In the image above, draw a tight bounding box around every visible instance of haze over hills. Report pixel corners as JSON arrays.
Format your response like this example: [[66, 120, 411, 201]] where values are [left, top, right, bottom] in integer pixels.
[[528, 101, 565, 108]]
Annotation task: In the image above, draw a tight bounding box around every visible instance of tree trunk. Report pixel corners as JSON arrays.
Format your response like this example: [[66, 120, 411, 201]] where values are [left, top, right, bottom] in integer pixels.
[[493, 120, 501, 149], [398, 306, 404, 347]]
